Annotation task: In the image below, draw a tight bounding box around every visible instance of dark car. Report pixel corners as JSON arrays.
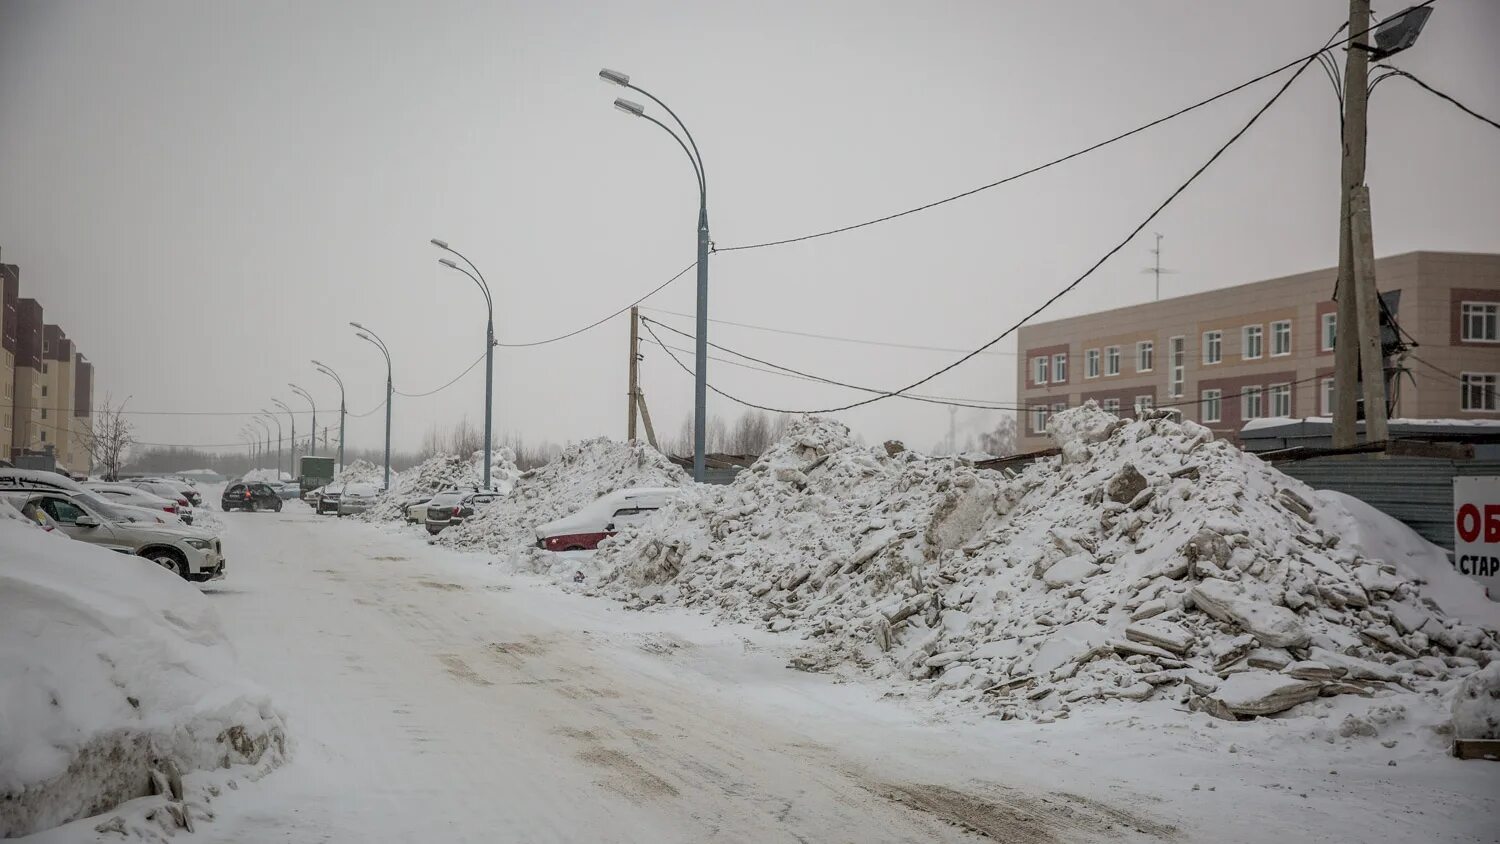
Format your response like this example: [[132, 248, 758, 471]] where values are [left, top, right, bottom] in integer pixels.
[[222, 481, 283, 512], [424, 489, 502, 535]]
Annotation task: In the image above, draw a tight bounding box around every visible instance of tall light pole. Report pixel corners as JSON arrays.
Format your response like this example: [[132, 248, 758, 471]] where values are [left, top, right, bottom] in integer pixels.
[[313, 360, 346, 471], [290, 383, 317, 457], [252, 416, 271, 469], [352, 321, 393, 490], [272, 398, 296, 480], [431, 239, 495, 489], [600, 68, 710, 482], [259, 411, 282, 478]]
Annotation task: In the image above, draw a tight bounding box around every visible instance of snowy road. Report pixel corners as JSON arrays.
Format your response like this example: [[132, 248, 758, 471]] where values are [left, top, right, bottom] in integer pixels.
[[187, 505, 1495, 844]]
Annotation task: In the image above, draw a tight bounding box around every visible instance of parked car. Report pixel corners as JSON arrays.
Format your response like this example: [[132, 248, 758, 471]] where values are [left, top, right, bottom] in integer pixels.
[[221, 481, 284, 512], [403, 496, 432, 524], [86, 482, 186, 522], [535, 487, 681, 552], [0, 486, 227, 581], [132, 476, 202, 507], [271, 481, 302, 501], [336, 482, 380, 517], [314, 482, 344, 515], [121, 480, 195, 522], [424, 488, 503, 535]]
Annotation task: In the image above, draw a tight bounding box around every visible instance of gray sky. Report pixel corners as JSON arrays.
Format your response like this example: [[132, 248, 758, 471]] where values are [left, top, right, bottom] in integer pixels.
[[2, 0, 1497, 456]]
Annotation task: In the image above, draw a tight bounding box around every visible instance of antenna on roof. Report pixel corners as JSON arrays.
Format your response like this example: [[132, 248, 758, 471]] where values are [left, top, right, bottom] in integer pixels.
[[1140, 232, 1179, 301]]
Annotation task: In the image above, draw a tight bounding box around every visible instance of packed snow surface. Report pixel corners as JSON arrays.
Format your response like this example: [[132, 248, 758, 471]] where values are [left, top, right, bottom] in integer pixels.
[[595, 406, 1499, 721], [0, 519, 286, 838], [440, 438, 687, 554]]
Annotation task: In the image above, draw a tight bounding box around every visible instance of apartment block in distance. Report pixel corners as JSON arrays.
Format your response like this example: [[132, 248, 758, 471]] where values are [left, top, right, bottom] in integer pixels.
[[0, 247, 95, 473], [1015, 251, 1500, 452]]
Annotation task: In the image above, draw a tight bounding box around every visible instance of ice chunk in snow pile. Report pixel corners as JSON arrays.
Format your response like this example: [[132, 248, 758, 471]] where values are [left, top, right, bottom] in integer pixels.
[[360, 454, 485, 522], [440, 438, 687, 555], [593, 406, 1499, 719], [0, 519, 286, 837], [1210, 671, 1321, 716], [1451, 662, 1499, 740]]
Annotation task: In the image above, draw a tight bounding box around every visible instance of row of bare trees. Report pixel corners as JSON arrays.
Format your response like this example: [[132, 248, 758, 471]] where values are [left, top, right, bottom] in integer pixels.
[[665, 410, 792, 458]]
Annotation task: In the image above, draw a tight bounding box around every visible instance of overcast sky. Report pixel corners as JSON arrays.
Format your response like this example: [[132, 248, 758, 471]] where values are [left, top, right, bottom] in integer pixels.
[[2, 0, 1497, 458]]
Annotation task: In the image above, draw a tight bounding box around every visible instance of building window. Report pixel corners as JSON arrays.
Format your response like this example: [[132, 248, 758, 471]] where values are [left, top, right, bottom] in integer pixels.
[[40, 408, 47, 420], [39, 429, 46, 442], [1243, 325, 1263, 359], [1137, 341, 1154, 373], [1321, 313, 1337, 351], [1102, 398, 1121, 414], [1461, 373, 1498, 411], [1201, 389, 1222, 423], [3, 412, 9, 430], [1269, 383, 1291, 417], [1271, 320, 1292, 356], [1203, 331, 1222, 365], [41, 362, 48, 374], [1085, 349, 1100, 379], [1031, 406, 1048, 433], [1462, 302, 1498, 342], [1242, 386, 1264, 419], [42, 340, 50, 354], [1032, 357, 1048, 385], [1105, 346, 1121, 376], [1053, 353, 1068, 383], [1051, 402, 1067, 415], [1134, 395, 1154, 415], [1168, 336, 1185, 398], [41, 385, 48, 398], [1321, 377, 1335, 416]]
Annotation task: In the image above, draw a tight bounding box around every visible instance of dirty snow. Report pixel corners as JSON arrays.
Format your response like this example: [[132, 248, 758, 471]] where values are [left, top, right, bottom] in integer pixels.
[[593, 406, 1498, 724], [0, 519, 286, 838]]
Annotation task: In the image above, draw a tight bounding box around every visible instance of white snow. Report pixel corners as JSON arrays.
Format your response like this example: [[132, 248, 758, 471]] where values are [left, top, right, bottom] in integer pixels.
[[1451, 662, 1500, 740], [0, 519, 286, 838]]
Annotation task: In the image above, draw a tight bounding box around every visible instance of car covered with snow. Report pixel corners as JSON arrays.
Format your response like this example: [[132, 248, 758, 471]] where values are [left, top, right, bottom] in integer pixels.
[[85, 482, 187, 523], [424, 488, 504, 535], [535, 486, 680, 552], [314, 481, 344, 515], [0, 486, 227, 581]]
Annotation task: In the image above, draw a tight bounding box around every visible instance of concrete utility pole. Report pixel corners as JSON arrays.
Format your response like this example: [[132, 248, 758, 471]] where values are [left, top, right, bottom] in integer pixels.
[[637, 389, 659, 450], [1333, 0, 1412, 447], [628, 307, 641, 442]]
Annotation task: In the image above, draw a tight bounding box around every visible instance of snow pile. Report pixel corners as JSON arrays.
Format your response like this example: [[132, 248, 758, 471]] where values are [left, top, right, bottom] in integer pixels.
[[1452, 662, 1500, 740], [240, 468, 284, 484], [359, 454, 482, 522], [0, 520, 286, 837], [596, 407, 1499, 720], [440, 438, 687, 554], [471, 446, 523, 496], [333, 458, 382, 484]]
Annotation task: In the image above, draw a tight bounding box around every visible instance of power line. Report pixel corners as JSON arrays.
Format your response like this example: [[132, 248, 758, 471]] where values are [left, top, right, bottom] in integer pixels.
[[712, 9, 1427, 254], [641, 307, 1013, 357], [670, 51, 1320, 415], [393, 351, 486, 397], [493, 260, 696, 348], [1373, 64, 1500, 132]]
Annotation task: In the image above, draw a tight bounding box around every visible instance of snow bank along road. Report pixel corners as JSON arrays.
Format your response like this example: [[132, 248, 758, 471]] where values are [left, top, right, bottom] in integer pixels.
[[184, 505, 1494, 844]]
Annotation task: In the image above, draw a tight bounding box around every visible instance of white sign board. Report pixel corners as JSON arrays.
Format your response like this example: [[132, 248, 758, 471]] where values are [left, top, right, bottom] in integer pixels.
[[1454, 476, 1500, 598]]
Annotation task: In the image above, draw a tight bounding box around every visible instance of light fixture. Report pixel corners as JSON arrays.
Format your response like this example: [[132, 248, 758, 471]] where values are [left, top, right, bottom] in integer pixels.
[[598, 68, 629, 87], [614, 97, 645, 117]]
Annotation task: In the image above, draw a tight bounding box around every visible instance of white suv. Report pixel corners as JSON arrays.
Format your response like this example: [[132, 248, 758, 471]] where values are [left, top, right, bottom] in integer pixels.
[[0, 484, 227, 582]]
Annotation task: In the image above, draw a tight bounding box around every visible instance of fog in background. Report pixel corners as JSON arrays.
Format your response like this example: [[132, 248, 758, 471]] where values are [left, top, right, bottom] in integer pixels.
[[2, 0, 1497, 459]]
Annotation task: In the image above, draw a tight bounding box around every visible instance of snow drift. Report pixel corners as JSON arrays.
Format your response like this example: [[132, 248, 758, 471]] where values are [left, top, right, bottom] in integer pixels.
[[333, 458, 382, 485], [595, 407, 1499, 720], [0, 520, 286, 837], [439, 438, 687, 554]]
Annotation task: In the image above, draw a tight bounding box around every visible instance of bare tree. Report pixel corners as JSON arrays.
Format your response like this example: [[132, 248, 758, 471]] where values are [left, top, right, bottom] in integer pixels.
[[76, 394, 135, 481], [447, 415, 483, 458], [979, 415, 1018, 457]]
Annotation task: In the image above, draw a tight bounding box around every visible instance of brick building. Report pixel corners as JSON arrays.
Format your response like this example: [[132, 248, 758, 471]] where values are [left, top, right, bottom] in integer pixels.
[[0, 247, 95, 473], [1015, 251, 1500, 452]]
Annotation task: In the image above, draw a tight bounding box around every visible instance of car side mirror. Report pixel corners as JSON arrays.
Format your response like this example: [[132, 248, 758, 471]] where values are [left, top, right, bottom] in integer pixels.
[[74, 515, 100, 528]]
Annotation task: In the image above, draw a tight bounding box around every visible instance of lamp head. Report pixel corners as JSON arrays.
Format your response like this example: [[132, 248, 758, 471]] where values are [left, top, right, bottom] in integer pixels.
[[598, 68, 629, 87], [430, 238, 449, 249], [439, 257, 459, 269], [349, 321, 365, 330], [613, 97, 645, 117]]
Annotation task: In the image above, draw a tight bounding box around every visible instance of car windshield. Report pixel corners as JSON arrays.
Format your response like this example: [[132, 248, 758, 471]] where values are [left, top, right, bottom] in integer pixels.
[[430, 492, 464, 507], [74, 493, 133, 523], [345, 484, 378, 496]]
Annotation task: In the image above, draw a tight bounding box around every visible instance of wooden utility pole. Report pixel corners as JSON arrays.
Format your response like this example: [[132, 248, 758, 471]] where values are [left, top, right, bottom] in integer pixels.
[[637, 389, 658, 450], [1334, 0, 1374, 448], [1350, 185, 1389, 442], [628, 307, 641, 442]]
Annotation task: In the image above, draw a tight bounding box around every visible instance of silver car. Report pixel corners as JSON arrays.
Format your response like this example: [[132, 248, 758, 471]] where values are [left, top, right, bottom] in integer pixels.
[[0, 487, 226, 581], [336, 482, 380, 517]]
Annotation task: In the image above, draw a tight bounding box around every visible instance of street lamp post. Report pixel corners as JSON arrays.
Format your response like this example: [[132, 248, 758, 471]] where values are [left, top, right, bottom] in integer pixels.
[[430, 239, 495, 490], [272, 398, 296, 481], [252, 416, 271, 470], [290, 383, 317, 457], [313, 360, 346, 471], [600, 68, 710, 483], [259, 411, 283, 478], [352, 322, 393, 490]]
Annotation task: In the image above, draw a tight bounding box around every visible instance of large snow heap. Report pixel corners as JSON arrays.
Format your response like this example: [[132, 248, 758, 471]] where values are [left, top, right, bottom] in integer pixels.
[[0, 520, 286, 837], [360, 454, 483, 522], [597, 407, 1498, 719], [440, 438, 687, 554], [334, 458, 382, 484]]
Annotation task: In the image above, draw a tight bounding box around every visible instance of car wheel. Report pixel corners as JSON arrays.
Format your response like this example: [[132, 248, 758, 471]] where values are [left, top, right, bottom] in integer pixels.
[[144, 549, 187, 578], [273, 501, 283, 512]]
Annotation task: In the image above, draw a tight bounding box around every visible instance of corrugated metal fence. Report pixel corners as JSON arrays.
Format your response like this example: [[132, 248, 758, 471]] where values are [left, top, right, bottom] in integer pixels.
[[1271, 456, 1500, 551]]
